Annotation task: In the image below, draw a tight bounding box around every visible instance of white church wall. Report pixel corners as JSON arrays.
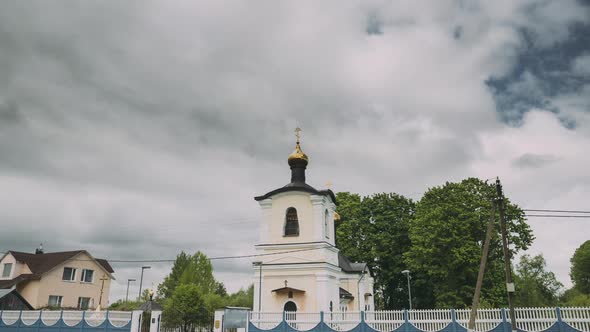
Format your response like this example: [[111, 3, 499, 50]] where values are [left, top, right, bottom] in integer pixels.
[[255, 243, 339, 267], [261, 269, 318, 312], [310, 195, 336, 246]]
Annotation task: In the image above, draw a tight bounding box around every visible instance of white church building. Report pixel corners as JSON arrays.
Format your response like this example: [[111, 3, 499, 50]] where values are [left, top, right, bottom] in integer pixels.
[[252, 132, 374, 313]]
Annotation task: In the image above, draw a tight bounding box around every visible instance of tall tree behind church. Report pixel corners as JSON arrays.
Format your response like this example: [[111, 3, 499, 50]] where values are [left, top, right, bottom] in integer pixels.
[[404, 178, 534, 308], [336, 192, 415, 309]]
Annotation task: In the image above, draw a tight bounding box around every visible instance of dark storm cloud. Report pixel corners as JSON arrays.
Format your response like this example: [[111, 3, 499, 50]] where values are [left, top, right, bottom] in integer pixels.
[[488, 19, 590, 125], [512, 153, 560, 168], [0, 100, 22, 124]]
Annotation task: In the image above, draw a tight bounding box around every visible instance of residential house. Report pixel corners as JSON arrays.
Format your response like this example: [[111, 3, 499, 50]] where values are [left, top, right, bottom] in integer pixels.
[[0, 249, 114, 309]]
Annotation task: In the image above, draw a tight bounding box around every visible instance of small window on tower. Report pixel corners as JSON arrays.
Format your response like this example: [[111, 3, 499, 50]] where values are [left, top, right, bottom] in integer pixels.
[[324, 210, 330, 239], [284, 207, 299, 236]]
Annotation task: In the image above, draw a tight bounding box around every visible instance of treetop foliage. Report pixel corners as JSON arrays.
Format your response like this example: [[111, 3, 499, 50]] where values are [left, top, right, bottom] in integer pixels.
[[570, 240, 590, 294], [336, 177, 536, 309], [157, 251, 253, 329]]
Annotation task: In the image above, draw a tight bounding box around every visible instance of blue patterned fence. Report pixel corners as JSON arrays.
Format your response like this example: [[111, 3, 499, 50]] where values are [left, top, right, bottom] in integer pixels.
[[249, 308, 590, 332], [0, 310, 139, 332]]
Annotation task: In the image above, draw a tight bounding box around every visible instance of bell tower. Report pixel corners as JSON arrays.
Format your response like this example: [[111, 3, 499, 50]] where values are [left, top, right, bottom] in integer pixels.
[[252, 129, 340, 313]]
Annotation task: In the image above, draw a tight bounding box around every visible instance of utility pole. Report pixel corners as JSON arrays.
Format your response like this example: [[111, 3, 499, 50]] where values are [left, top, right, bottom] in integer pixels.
[[496, 178, 517, 332], [98, 275, 109, 308], [468, 204, 497, 331]]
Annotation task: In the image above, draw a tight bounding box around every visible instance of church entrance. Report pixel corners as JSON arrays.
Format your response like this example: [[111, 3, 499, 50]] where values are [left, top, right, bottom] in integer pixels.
[[284, 301, 297, 312], [284, 301, 297, 326]]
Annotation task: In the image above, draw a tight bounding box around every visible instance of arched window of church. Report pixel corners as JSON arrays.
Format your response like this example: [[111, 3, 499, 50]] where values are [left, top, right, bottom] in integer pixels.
[[324, 209, 330, 239], [285, 207, 299, 236]]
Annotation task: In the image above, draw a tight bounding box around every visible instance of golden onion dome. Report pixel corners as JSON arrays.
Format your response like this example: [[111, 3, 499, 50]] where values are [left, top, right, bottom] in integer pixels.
[[288, 141, 309, 163]]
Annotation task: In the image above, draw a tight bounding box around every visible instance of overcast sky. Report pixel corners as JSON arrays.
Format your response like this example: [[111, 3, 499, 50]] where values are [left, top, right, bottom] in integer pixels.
[[1, 1, 589, 303]]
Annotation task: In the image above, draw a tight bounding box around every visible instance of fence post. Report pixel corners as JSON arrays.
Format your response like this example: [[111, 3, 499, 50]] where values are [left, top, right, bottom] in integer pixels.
[[282, 311, 287, 332], [404, 309, 410, 332], [501, 308, 510, 332], [17, 309, 23, 331], [105, 310, 109, 332], [130, 310, 143, 332], [58, 310, 63, 332], [150, 310, 162, 332], [37, 310, 42, 332], [555, 307, 565, 332], [360, 311, 366, 332], [81, 310, 86, 332]]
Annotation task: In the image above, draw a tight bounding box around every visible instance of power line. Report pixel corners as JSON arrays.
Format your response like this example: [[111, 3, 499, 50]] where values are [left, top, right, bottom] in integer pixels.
[[524, 214, 590, 218], [523, 209, 590, 214], [0, 245, 334, 264]]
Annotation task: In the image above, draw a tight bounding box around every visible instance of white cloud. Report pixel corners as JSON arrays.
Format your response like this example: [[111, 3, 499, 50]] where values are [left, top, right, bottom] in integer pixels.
[[572, 54, 590, 76]]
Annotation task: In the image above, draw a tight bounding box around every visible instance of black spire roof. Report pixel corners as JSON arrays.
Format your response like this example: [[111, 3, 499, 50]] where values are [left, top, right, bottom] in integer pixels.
[[254, 139, 336, 203], [254, 181, 336, 203]]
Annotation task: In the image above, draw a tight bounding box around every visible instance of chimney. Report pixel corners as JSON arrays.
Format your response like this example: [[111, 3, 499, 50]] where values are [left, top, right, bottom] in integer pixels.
[[35, 243, 44, 255]]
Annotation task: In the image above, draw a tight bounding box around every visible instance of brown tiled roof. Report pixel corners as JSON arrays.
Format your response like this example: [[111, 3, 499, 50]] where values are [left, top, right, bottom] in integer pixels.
[[0, 274, 39, 289], [10, 250, 83, 275], [96, 259, 114, 273], [2, 250, 114, 285]]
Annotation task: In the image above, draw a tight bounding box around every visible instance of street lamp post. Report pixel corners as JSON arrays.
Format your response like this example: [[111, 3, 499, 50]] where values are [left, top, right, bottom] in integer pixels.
[[401, 270, 412, 309], [138, 266, 151, 301], [126, 279, 136, 302], [253, 261, 263, 312]]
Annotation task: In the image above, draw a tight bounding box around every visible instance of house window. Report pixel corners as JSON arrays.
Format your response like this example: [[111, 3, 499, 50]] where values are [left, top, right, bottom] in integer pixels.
[[284, 207, 299, 236], [48, 295, 63, 307], [81, 269, 94, 283], [2, 263, 12, 278], [62, 267, 76, 281], [78, 297, 92, 310], [324, 210, 330, 239]]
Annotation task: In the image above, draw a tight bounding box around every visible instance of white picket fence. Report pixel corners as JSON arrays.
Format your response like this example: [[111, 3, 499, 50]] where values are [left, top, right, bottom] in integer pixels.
[[250, 307, 590, 332]]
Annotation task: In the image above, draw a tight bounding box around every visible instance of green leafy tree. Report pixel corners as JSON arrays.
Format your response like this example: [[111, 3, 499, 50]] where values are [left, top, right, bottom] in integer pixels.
[[404, 178, 534, 308], [158, 252, 192, 299], [158, 251, 225, 300], [178, 251, 219, 294], [560, 288, 590, 306], [570, 240, 590, 294], [513, 254, 562, 306], [336, 192, 415, 309], [163, 284, 209, 332], [159, 250, 255, 329], [227, 285, 254, 308]]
